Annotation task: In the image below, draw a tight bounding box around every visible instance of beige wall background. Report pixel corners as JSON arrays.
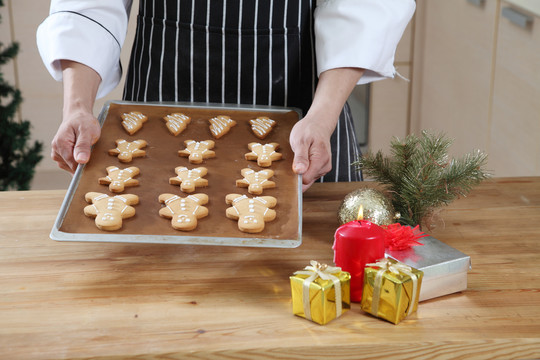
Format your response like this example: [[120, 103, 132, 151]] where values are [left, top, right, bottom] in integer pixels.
[[2, 0, 539, 190]]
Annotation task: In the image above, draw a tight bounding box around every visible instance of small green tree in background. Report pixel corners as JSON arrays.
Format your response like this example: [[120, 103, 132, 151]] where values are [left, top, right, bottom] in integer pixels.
[[0, 0, 43, 190]]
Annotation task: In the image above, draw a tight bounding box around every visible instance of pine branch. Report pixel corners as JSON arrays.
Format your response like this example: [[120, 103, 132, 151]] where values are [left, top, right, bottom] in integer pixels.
[[354, 151, 396, 187], [0, 42, 19, 65], [357, 131, 490, 228]]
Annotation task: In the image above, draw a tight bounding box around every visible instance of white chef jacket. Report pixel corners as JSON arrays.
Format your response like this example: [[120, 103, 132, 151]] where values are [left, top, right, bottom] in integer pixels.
[[36, 0, 415, 99]]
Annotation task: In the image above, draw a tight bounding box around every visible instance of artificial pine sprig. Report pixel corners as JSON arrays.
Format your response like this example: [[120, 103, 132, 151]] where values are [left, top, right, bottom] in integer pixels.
[[355, 131, 490, 228]]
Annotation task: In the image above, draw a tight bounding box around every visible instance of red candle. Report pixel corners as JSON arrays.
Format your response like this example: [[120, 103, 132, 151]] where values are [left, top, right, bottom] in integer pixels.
[[333, 219, 386, 302]]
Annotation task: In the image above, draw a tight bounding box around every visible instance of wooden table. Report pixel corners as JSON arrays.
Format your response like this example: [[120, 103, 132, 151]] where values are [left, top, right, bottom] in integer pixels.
[[1, 177, 539, 360]]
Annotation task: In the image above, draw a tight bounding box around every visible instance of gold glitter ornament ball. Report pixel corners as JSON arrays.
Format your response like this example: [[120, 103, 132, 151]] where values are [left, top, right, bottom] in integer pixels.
[[337, 188, 399, 226]]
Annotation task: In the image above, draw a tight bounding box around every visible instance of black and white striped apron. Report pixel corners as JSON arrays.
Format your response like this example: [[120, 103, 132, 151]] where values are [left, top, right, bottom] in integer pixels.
[[123, 0, 362, 182]]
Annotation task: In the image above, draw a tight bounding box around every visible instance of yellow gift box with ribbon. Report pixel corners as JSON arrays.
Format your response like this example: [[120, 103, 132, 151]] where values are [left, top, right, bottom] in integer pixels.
[[361, 258, 423, 325], [290, 260, 351, 325]]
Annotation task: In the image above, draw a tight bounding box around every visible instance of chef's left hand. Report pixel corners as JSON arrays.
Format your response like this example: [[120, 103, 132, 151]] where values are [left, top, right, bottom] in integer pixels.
[[289, 113, 334, 192], [290, 67, 365, 192]]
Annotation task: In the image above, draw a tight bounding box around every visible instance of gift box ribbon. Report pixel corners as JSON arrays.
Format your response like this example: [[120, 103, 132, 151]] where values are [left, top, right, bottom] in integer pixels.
[[366, 259, 419, 316], [294, 260, 343, 321]]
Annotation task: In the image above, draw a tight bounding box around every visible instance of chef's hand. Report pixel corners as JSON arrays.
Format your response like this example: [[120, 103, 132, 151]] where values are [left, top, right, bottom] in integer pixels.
[[289, 113, 334, 192], [52, 60, 101, 173], [51, 109, 101, 173], [291, 67, 365, 191]]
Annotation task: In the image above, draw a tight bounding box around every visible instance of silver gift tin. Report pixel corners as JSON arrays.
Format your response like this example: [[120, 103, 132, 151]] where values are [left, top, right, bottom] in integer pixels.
[[385, 235, 471, 301]]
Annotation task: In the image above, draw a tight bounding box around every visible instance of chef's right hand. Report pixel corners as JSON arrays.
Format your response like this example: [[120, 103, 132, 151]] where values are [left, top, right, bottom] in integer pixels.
[[53, 60, 102, 173], [51, 109, 101, 173]]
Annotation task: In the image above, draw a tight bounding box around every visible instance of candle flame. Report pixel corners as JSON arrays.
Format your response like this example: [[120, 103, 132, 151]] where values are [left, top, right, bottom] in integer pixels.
[[357, 205, 364, 221]]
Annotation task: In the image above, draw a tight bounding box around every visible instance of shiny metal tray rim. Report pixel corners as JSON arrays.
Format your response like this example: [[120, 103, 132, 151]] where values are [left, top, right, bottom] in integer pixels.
[[50, 100, 303, 248]]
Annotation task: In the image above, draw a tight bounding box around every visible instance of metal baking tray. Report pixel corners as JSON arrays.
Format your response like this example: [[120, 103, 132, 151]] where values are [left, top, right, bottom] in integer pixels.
[[50, 101, 302, 248]]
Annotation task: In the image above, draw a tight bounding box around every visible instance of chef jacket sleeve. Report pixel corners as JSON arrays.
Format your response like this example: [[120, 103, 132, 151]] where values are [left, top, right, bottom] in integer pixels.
[[314, 0, 416, 84], [36, 0, 133, 98]]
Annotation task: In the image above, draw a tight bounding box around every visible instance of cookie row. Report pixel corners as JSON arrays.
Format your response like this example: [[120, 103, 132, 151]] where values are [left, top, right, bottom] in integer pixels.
[[108, 139, 283, 168], [97, 165, 275, 196], [122, 111, 276, 140], [83, 192, 277, 234]]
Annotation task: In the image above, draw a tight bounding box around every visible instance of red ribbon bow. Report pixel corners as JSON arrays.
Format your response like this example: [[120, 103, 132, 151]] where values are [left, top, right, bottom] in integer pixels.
[[383, 223, 427, 251]]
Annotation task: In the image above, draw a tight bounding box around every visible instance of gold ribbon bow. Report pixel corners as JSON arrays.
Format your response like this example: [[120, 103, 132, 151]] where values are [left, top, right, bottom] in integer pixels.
[[366, 258, 419, 317], [294, 260, 343, 321]]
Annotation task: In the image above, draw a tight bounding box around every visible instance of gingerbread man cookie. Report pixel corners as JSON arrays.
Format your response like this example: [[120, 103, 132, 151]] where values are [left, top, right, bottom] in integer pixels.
[[159, 193, 209, 231], [98, 166, 140, 193], [245, 142, 282, 167], [249, 116, 276, 139], [108, 139, 148, 162], [236, 168, 275, 195], [121, 111, 148, 135], [163, 112, 191, 136], [178, 140, 216, 164], [225, 194, 277, 233], [84, 192, 139, 231], [209, 115, 236, 139], [169, 166, 208, 193]]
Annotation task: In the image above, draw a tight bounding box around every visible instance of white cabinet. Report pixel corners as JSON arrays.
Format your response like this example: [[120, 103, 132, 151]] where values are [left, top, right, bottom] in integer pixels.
[[410, 0, 540, 176], [490, 1, 540, 175], [410, 0, 499, 158], [365, 21, 414, 155], [368, 66, 411, 155]]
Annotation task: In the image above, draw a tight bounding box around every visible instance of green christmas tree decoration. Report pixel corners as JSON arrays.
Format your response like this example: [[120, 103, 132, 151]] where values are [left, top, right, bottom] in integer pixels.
[[354, 130, 490, 228], [0, 0, 43, 191]]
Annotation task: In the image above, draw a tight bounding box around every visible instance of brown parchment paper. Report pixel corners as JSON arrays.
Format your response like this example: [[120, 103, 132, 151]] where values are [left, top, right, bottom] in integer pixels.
[[58, 101, 301, 246]]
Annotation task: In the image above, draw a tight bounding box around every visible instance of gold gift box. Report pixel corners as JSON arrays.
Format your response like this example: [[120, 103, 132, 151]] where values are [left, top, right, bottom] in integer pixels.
[[290, 261, 351, 325], [361, 258, 423, 324]]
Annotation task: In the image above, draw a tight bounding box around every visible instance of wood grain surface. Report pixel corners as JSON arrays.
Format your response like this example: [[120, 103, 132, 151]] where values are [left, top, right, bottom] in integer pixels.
[[1, 177, 540, 360]]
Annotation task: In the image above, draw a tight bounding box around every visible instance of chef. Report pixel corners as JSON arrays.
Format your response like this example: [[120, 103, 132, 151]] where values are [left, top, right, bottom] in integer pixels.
[[37, 0, 415, 191]]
